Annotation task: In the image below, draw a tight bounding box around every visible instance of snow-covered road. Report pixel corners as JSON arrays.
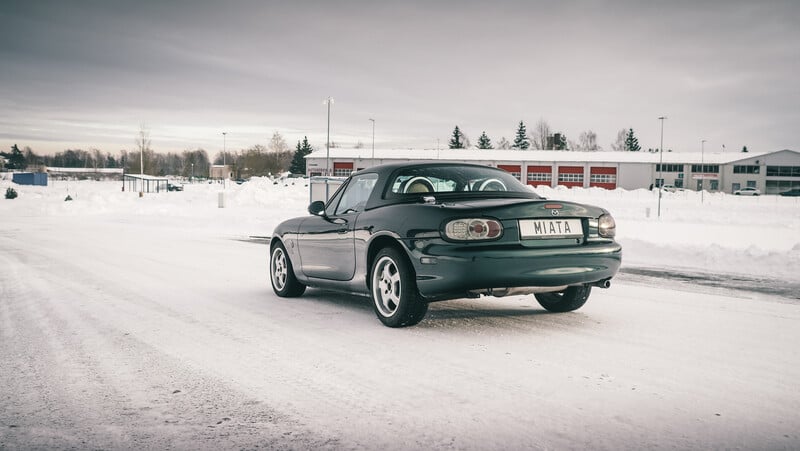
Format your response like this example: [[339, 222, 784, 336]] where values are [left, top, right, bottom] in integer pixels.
[[2, 210, 799, 450]]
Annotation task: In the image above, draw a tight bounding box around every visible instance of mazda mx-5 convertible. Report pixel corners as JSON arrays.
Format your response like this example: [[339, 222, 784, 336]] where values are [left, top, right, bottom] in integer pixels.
[[269, 162, 621, 327]]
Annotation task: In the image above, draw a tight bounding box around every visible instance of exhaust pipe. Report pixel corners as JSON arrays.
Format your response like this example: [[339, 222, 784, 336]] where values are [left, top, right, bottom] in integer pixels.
[[591, 279, 611, 289]]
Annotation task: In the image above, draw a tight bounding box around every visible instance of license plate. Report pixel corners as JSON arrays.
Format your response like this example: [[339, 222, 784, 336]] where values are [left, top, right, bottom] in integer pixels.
[[519, 219, 583, 239]]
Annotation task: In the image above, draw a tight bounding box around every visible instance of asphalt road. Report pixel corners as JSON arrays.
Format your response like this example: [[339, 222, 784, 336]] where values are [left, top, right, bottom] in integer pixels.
[[2, 217, 799, 450]]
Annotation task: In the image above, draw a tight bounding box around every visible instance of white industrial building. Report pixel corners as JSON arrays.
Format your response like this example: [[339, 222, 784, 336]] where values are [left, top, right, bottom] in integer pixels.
[[305, 148, 800, 195]]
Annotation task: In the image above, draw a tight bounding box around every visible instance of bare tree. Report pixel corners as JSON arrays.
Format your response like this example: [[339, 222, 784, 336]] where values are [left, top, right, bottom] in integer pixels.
[[610, 128, 627, 151], [495, 136, 511, 150], [135, 124, 152, 175], [530, 119, 551, 150], [91, 148, 105, 169], [496, 137, 511, 150], [268, 131, 289, 153], [460, 130, 472, 149], [576, 130, 601, 151]]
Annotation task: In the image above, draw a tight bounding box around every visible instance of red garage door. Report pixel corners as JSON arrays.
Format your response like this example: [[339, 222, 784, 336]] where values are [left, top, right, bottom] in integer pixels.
[[497, 164, 522, 182], [589, 167, 617, 189], [557, 166, 584, 188], [333, 162, 353, 176], [526, 165, 552, 187]]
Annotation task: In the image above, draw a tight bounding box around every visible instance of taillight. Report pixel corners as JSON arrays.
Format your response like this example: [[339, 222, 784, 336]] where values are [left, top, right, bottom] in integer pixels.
[[598, 213, 616, 238], [444, 218, 503, 241]]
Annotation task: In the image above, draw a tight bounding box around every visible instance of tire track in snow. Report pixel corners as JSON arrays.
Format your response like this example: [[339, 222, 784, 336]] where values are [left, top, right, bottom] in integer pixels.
[[0, 239, 340, 450]]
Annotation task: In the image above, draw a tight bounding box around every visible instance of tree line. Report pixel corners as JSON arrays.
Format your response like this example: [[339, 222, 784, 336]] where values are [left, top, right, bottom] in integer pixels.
[[447, 120, 629, 152], [1, 131, 316, 179]]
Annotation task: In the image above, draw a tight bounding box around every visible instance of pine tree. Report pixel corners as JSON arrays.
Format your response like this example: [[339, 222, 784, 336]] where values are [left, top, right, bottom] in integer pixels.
[[512, 121, 530, 150], [477, 131, 492, 149], [742, 145, 749, 153], [449, 126, 464, 149], [624, 128, 641, 152], [8, 144, 26, 169], [289, 136, 313, 174]]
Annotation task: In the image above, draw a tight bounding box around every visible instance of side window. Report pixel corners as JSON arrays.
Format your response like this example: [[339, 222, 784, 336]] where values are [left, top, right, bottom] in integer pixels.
[[334, 173, 379, 215]]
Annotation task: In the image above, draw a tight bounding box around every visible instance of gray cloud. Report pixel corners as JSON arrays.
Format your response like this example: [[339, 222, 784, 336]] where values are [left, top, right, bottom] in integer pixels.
[[1, 0, 798, 155]]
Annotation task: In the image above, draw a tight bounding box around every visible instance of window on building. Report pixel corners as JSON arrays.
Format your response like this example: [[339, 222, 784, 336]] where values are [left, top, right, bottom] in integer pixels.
[[710, 180, 719, 191], [746, 180, 757, 188], [732, 183, 741, 192], [558, 173, 584, 183], [656, 178, 664, 188], [656, 163, 684, 172], [674, 179, 683, 188], [527, 172, 552, 182], [766, 166, 800, 177], [589, 173, 617, 184], [691, 164, 719, 173], [733, 165, 760, 174], [765, 180, 800, 194]]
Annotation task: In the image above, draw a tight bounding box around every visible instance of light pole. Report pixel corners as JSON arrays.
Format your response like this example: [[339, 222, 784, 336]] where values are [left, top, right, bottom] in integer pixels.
[[222, 131, 227, 187], [369, 118, 375, 163], [191, 163, 194, 182], [324, 97, 333, 176], [701, 139, 706, 203], [657, 116, 667, 218]]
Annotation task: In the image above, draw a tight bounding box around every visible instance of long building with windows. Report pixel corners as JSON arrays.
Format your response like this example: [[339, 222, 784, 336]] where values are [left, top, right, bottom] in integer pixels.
[[305, 148, 800, 195]]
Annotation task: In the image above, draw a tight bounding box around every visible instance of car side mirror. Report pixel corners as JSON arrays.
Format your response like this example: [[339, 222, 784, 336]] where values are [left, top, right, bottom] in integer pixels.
[[308, 200, 326, 216]]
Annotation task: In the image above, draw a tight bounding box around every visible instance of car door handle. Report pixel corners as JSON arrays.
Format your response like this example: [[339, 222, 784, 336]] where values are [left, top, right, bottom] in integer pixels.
[[338, 229, 348, 234]]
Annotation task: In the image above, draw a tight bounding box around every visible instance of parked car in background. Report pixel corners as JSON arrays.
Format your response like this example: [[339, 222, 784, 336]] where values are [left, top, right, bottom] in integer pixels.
[[661, 184, 683, 193], [167, 182, 183, 192], [269, 162, 622, 327], [779, 188, 800, 197], [734, 187, 761, 196]]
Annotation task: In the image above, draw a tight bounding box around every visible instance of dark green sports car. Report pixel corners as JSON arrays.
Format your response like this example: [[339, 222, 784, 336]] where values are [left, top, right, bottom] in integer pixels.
[[270, 162, 621, 327]]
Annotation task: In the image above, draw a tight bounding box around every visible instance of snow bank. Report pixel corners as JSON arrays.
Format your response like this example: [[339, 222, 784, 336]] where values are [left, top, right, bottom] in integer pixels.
[[2, 178, 798, 282]]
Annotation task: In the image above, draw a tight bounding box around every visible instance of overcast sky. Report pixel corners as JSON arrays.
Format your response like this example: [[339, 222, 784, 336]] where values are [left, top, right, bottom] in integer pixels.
[[1, 0, 798, 156]]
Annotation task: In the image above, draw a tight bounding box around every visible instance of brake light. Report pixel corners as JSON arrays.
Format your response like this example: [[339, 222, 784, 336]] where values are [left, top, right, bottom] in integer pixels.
[[598, 214, 616, 238], [444, 218, 503, 241]]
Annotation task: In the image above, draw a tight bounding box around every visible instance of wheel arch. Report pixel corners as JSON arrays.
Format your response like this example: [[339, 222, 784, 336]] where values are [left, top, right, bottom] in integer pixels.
[[365, 234, 414, 289]]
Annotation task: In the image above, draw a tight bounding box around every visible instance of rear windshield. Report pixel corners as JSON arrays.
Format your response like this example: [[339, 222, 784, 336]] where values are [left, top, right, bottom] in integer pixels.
[[387, 165, 537, 197]]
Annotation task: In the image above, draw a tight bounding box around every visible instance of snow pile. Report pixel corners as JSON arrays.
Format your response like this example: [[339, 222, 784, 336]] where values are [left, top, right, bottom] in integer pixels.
[[2, 178, 798, 282]]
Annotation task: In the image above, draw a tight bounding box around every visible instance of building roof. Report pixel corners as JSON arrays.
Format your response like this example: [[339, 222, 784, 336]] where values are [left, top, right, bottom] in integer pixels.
[[307, 148, 796, 165], [47, 167, 124, 174], [122, 173, 168, 181]]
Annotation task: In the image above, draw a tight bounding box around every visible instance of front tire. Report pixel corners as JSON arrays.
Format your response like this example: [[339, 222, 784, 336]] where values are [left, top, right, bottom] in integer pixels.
[[370, 247, 428, 327], [270, 241, 306, 297], [534, 285, 592, 312]]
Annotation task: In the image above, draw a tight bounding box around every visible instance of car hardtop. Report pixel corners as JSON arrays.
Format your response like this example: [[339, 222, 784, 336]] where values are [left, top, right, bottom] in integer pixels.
[[337, 161, 542, 211]]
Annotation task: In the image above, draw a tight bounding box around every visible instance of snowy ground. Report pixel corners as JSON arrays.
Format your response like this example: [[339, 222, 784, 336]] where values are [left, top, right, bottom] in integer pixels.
[[1, 177, 799, 449]]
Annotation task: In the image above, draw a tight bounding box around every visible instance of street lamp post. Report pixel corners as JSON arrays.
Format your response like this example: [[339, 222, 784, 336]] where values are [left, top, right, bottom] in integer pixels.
[[324, 97, 333, 176], [369, 118, 375, 163], [657, 116, 667, 218], [701, 139, 706, 203], [222, 131, 227, 188]]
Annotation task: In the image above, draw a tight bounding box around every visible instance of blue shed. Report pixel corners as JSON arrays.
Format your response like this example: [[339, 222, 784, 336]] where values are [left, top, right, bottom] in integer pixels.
[[12, 172, 48, 186]]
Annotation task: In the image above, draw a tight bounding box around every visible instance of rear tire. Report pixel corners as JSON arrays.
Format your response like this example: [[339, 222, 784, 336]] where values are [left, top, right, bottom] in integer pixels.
[[535, 285, 592, 312], [370, 247, 428, 327], [270, 241, 306, 297]]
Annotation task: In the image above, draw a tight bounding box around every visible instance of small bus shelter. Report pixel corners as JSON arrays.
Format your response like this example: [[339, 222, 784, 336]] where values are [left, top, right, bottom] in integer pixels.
[[123, 174, 168, 193]]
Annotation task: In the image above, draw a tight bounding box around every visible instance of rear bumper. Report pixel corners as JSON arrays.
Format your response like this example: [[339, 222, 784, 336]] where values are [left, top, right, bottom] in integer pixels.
[[409, 241, 622, 301]]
